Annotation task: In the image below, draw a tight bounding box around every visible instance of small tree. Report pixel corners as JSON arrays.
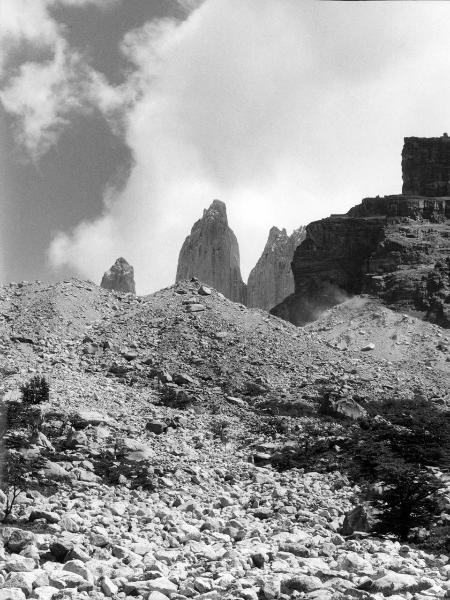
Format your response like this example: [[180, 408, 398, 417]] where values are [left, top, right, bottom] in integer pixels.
[[0, 451, 33, 522], [21, 376, 49, 406], [368, 460, 442, 541]]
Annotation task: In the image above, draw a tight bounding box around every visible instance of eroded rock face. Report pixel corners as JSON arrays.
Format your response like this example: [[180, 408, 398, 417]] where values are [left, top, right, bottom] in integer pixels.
[[402, 134, 450, 196], [176, 200, 247, 303], [247, 227, 305, 311], [101, 257, 136, 294], [271, 194, 450, 326]]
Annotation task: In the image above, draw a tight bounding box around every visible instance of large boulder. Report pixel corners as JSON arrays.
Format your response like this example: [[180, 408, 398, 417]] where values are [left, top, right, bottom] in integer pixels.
[[176, 200, 247, 304], [100, 257, 136, 294]]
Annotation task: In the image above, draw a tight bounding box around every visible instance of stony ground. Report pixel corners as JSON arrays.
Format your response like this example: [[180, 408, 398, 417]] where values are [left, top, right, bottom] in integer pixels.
[[0, 278, 449, 600]]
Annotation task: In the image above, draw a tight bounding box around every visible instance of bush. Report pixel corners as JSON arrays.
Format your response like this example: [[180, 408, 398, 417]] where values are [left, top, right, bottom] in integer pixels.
[[21, 376, 50, 406], [367, 460, 442, 541], [347, 397, 449, 541], [0, 450, 44, 522]]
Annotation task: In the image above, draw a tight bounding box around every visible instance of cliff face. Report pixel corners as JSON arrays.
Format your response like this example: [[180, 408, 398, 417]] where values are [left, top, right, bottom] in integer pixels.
[[176, 200, 247, 304], [402, 135, 450, 196], [271, 137, 450, 327], [247, 226, 305, 310], [101, 257, 136, 294]]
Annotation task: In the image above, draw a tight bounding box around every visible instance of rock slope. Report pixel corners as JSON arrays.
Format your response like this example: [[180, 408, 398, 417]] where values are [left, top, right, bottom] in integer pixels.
[[272, 138, 450, 327], [176, 201, 247, 304], [0, 279, 449, 600], [100, 257, 136, 294], [247, 227, 305, 311]]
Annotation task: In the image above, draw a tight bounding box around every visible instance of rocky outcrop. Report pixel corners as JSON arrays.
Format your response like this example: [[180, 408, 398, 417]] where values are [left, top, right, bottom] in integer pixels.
[[247, 227, 305, 310], [402, 134, 450, 196], [101, 257, 136, 294], [272, 137, 450, 327], [176, 200, 247, 304]]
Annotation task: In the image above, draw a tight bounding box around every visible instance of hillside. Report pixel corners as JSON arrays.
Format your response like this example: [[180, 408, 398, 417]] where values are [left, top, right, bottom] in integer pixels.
[[0, 279, 449, 600]]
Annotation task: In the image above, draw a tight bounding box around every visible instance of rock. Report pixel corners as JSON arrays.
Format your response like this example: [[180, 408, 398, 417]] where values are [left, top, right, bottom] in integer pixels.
[[49, 540, 74, 562], [319, 394, 367, 421], [3, 573, 35, 596], [41, 461, 70, 481], [247, 226, 306, 310], [337, 552, 373, 575], [62, 560, 94, 584], [198, 285, 212, 296], [33, 586, 60, 600], [148, 593, 170, 600], [4, 555, 35, 572], [100, 257, 136, 294], [29, 510, 60, 524], [100, 576, 118, 597], [0, 590, 26, 600], [371, 571, 421, 595], [145, 577, 178, 595], [271, 137, 450, 327], [146, 420, 167, 434], [282, 576, 323, 593], [361, 343, 375, 351], [2, 528, 36, 553], [176, 200, 247, 304], [72, 411, 110, 427]]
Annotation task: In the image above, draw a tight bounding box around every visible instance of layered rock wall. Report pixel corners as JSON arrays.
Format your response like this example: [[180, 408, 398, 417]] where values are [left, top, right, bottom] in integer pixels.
[[176, 200, 247, 304], [247, 226, 305, 310], [402, 135, 450, 196], [271, 196, 450, 327]]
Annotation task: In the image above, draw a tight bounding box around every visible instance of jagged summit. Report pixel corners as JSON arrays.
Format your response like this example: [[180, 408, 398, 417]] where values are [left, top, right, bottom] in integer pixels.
[[176, 200, 247, 304], [203, 198, 227, 219], [272, 136, 450, 326], [247, 226, 306, 310], [101, 257, 136, 294]]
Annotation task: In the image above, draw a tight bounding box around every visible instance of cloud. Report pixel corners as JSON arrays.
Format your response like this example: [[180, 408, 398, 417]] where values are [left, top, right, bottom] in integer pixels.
[[47, 0, 450, 294], [0, 0, 122, 157]]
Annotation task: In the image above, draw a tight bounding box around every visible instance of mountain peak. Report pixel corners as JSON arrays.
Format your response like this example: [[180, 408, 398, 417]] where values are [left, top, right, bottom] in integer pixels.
[[176, 201, 246, 303], [101, 257, 136, 294]]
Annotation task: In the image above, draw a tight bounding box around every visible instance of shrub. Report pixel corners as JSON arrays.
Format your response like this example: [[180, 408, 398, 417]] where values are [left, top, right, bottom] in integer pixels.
[[210, 417, 230, 444], [0, 450, 43, 522], [367, 460, 442, 541], [21, 376, 49, 406]]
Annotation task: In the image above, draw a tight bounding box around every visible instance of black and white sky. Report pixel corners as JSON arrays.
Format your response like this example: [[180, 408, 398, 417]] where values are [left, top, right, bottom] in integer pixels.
[[2, 0, 450, 293]]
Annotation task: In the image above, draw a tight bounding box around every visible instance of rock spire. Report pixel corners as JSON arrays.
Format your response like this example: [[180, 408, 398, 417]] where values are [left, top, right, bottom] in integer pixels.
[[101, 257, 136, 294], [247, 226, 305, 310], [176, 200, 247, 304]]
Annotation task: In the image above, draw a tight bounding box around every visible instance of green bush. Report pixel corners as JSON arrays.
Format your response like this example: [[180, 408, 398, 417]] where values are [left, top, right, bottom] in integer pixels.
[[21, 376, 50, 406]]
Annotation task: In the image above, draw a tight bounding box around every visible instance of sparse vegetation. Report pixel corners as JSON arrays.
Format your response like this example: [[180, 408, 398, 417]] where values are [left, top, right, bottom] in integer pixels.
[[21, 375, 50, 406], [366, 460, 442, 541]]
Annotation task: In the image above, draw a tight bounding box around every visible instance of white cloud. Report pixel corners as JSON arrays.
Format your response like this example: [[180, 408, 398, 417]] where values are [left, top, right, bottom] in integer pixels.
[[0, 0, 123, 157], [48, 0, 450, 294]]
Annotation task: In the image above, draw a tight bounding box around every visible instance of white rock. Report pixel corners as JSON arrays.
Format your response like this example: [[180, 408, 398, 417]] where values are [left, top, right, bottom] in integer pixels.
[[100, 576, 118, 597], [0, 590, 26, 600]]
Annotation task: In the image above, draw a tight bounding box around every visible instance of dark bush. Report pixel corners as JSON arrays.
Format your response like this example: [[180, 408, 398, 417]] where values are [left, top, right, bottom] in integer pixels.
[[21, 376, 50, 406], [367, 460, 442, 541]]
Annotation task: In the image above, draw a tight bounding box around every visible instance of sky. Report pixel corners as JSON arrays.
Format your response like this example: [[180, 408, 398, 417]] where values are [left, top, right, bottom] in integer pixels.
[[2, 1, 450, 293]]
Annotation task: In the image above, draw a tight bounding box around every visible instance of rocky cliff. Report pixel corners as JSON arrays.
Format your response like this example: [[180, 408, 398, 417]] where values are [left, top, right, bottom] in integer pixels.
[[272, 138, 450, 327], [176, 200, 247, 303], [247, 226, 305, 310], [101, 257, 136, 294], [402, 134, 450, 196]]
